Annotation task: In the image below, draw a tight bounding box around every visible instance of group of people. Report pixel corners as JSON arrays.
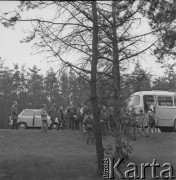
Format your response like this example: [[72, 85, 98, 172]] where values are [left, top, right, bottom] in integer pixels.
[[41, 103, 89, 132], [42, 103, 96, 145], [138, 107, 157, 137], [10, 101, 113, 144], [124, 105, 157, 140], [11, 100, 157, 144]]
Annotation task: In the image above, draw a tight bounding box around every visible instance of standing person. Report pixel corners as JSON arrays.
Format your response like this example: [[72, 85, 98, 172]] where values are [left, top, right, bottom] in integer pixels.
[[64, 107, 70, 130], [11, 101, 18, 129], [69, 106, 76, 130], [48, 103, 57, 124], [83, 103, 91, 118], [79, 105, 84, 130], [41, 104, 48, 133], [75, 108, 81, 130], [143, 110, 150, 137], [83, 112, 94, 145], [59, 106, 65, 130], [148, 107, 156, 134], [66, 106, 71, 130]]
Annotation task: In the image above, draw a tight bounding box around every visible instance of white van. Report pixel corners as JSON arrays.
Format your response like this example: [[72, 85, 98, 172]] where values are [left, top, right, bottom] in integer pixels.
[[9, 109, 60, 130], [128, 90, 176, 132]]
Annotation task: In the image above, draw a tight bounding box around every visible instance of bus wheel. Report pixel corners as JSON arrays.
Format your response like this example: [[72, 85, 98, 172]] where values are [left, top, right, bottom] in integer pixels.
[[173, 120, 176, 132]]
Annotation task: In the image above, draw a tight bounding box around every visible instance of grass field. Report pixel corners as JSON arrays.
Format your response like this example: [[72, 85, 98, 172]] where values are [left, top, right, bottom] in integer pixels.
[[0, 129, 175, 180]]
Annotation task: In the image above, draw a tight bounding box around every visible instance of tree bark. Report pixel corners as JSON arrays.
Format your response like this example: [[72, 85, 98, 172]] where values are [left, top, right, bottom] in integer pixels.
[[91, 1, 104, 175], [112, 1, 123, 158]]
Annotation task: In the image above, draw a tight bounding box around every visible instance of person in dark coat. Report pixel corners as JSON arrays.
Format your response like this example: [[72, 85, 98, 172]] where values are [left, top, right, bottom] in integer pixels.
[[48, 103, 57, 124], [58, 106, 65, 130], [11, 101, 18, 129], [83, 112, 94, 145], [69, 106, 76, 130]]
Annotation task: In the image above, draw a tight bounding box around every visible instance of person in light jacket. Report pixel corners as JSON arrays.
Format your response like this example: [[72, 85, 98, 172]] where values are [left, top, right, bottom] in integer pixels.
[[41, 104, 48, 133], [143, 108, 155, 137]]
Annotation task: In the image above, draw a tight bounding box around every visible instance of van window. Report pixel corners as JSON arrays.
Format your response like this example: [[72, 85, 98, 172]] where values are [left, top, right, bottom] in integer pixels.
[[35, 111, 42, 116], [157, 96, 173, 106], [22, 110, 34, 116], [174, 96, 176, 106], [128, 95, 140, 106]]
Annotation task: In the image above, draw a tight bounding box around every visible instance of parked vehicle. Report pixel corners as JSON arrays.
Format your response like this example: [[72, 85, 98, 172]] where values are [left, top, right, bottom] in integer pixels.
[[9, 109, 59, 130], [128, 90, 176, 132]]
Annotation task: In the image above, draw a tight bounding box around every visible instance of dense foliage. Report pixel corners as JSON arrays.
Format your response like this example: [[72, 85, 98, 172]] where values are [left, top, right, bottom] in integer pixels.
[[0, 58, 89, 128]]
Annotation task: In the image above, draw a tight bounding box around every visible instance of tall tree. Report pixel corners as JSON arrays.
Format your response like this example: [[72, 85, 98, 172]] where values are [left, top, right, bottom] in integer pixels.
[[91, 1, 104, 175], [141, 1, 176, 63], [28, 65, 47, 108], [152, 63, 176, 91], [45, 67, 59, 105], [59, 70, 70, 108], [0, 58, 13, 128], [125, 62, 152, 94]]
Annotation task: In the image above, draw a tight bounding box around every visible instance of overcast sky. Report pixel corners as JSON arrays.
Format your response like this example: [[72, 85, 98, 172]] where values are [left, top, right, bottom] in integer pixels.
[[0, 1, 57, 74], [0, 1, 164, 77]]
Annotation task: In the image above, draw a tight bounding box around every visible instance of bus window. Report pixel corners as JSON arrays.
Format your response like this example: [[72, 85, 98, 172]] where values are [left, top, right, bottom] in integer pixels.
[[157, 96, 173, 106], [143, 95, 155, 113], [128, 95, 140, 107], [174, 96, 176, 106]]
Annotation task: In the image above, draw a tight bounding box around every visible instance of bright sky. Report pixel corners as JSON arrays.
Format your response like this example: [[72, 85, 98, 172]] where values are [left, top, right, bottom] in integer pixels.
[[0, 1, 164, 77], [0, 1, 59, 74]]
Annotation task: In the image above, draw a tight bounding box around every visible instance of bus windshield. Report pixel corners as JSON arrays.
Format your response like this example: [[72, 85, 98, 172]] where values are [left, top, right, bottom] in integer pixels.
[[128, 95, 140, 107]]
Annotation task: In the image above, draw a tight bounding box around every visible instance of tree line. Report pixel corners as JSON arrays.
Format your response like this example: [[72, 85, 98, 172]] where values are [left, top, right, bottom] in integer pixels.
[[0, 58, 89, 129], [0, 57, 175, 128]]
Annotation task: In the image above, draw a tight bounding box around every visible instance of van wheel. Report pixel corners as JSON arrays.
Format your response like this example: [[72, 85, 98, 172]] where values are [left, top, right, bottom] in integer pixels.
[[17, 122, 27, 130], [173, 120, 176, 132], [50, 122, 59, 130]]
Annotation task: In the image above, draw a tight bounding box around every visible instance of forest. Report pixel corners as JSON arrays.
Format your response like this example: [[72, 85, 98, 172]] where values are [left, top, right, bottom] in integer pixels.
[[0, 57, 175, 129]]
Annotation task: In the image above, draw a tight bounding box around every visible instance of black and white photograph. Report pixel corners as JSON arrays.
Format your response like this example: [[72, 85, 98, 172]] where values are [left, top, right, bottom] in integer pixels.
[[0, 1, 176, 180]]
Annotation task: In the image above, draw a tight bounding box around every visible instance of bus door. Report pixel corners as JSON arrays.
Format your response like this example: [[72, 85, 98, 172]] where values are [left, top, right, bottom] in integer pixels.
[[143, 95, 155, 113], [155, 95, 175, 127]]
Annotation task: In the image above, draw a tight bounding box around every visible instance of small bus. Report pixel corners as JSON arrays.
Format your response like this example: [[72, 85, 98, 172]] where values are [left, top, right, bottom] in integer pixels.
[[128, 90, 176, 132]]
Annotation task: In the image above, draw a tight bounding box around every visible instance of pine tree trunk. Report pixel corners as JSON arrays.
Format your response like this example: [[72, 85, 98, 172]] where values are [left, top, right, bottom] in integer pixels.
[[112, 1, 123, 158], [91, 1, 104, 175]]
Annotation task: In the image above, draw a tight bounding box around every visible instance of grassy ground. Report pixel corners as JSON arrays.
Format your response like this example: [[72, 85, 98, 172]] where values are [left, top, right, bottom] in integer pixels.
[[131, 132, 176, 180], [0, 129, 175, 180]]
